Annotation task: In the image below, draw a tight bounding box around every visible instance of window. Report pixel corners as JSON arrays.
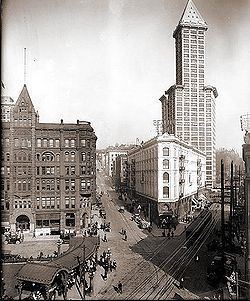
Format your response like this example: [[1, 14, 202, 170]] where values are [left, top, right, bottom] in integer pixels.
[[163, 159, 169, 169], [14, 139, 19, 147], [65, 179, 69, 191], [70, 139, 75, 147], [163, 147, 169, 156], [65, 213, 75, 227], [71, 152, 75, 162], [163, 172, 169, 183], [43, 139, 48, 147], [65, 166, 70, 175], [81, 179, 86, 189], [71, 166, 75, 175], [65, 197, 70, 209], [81, 152, 86, 161], [163, 186, 169, 198], [57, 179, 60, 190], [64, 139, 69, 147], [6, 153, 10, 161], [37, 180, 40, 191], [81, 166, 86, 175], [23, 180, 27, 191], [71, 197, 75, 208], [65, 152, 69, 162], [81, 139, 86, 146], [55, 139, 60, 148], [49, 139, 54, 147], [71, 179, 75, 191]]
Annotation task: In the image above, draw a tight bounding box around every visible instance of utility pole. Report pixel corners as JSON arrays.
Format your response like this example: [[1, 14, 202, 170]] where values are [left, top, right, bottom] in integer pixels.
[[236, 271, 239, 301], [221, 160, 225, 274], [230, 161, 234, 244], [82, 244, 86, 300], [221, 160, 225, 249]]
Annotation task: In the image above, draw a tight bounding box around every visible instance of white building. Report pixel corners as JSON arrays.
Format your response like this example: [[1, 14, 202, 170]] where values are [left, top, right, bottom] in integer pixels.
[[127, 133, 206, 224], [160, 0, 218, 188], [1, 96, 15, 122], [107, 150, 128, 177]]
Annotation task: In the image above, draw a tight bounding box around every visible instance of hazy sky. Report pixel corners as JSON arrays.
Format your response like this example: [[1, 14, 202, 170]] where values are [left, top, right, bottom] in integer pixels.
[[2, 0, 250, 154]]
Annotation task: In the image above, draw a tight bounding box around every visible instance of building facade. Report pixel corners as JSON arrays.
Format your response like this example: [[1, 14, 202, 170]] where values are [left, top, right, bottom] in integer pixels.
[[1, 85, 97, 235], [107, 150, 128, 177], [127, 133, 206, 224], [160, 0, 217, 188], [114, 154, 128, 193], [243, 131, 250, 299], [1, 96, 15, 122]]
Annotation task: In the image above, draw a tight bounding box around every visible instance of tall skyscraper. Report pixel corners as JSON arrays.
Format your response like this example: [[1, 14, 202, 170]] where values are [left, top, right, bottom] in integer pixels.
[[160, 0, 218, 188]]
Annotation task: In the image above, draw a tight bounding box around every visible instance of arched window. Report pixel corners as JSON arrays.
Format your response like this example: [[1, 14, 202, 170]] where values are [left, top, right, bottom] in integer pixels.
[[37, 139, 41, 147], [41, 152, 55, 162], [163, 147, 169, 156], [81, 152, 86, 162], [163, 159, 169, 169], [6, 153, 10, 161], [71, 152, 75, 162], [18, 181, 22, 191], [163, 172, 169, 183], [36, 154, 40, 161], [65, 152, 69, 162], [163, 186, 169, 198], [23, 180, 27, 191]]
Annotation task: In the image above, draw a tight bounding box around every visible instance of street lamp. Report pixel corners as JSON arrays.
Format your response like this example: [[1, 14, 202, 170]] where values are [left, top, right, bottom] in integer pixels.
[[88, 265, 95, 296], [57, 239, 62, 256]]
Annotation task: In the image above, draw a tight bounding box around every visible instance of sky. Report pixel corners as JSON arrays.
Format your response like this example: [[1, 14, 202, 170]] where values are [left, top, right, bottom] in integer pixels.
[[2, 0, 250, 155]]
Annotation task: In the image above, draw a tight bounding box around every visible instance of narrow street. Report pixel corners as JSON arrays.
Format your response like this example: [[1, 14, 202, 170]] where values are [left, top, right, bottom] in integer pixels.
[[88, 167, 208, 300]]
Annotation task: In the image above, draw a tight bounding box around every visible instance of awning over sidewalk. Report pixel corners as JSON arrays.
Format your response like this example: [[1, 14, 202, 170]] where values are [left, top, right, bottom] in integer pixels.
[[17, 236, 100, 285], [16, 263, 68, 285]]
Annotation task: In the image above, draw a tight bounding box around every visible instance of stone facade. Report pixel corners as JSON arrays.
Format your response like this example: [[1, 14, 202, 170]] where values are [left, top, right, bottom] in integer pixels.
[[1, 85, 97, 235], [127, 133, 206, 224]]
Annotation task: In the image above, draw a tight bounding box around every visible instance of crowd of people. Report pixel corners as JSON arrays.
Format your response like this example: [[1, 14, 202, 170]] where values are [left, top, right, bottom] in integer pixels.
[[98, 248, 117, 281]]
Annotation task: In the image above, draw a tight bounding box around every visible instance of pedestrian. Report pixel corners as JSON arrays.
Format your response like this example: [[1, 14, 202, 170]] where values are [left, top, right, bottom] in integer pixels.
[[124, 233, 127, 241], [112, 259, 117, 270], [171, 231, 174, 238], [117, 281, 123, 294], [180, 277, 184, 289], [195, 255, 199, 262], [103, 233, 107, 242]]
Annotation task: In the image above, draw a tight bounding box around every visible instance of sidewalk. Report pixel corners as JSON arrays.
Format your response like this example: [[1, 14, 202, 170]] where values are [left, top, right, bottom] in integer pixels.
[[147, 209, 202, 238]]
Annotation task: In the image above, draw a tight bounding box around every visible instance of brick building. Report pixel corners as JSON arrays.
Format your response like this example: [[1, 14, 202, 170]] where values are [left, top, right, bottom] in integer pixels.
[[1, 85, 97, 235]]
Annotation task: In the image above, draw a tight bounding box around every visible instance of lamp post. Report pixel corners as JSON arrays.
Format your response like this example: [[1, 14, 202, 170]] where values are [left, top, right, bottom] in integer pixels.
[[88, 265, 95, 296], [57, 239, 62, 256]]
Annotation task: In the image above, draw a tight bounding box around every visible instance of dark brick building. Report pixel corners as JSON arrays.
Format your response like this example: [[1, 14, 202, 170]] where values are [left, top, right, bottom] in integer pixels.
[[1, 85, 97, 235]]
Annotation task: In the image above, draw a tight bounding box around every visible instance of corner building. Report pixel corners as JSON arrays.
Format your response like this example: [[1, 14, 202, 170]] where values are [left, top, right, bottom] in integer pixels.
[[127, 133, 206, 224], [1, 85, 97, 235], [160, 0, 218, 188]]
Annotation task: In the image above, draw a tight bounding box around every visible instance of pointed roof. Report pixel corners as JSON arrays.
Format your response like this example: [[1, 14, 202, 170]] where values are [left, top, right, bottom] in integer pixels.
[[179, 0, 207, 28], [14, 84, 36, 113]]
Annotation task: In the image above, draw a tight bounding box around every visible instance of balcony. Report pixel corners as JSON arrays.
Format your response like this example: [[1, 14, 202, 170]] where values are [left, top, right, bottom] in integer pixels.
[[179, 179, 185, 184], [179, 166, 185, 171]]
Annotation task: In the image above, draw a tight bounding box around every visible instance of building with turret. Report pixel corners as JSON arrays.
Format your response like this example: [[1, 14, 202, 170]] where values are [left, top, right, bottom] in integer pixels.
[[1, 85, 97, 236], [160, 0, 218, 188]]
